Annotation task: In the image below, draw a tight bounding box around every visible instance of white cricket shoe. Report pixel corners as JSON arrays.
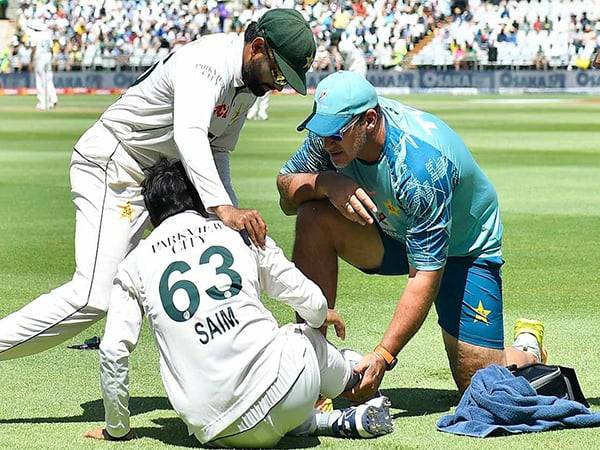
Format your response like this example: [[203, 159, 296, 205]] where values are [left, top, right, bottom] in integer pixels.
[[330, 396, 393, 439]]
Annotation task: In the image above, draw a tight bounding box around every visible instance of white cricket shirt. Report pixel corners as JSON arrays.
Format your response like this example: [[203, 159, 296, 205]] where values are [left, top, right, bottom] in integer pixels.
[[100, 33, 256, 209], [29, 28, 53, 61], [99, 211, 327, 442], [338, 39, 367, 76]]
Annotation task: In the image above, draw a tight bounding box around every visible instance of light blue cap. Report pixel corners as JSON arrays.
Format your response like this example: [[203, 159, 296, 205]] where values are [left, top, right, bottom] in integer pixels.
[[297, 71, 378, 137]]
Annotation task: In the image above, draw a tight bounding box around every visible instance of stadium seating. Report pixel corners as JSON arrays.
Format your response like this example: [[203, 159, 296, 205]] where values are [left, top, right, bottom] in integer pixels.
[[7, 0, 448, 72], [6, 0, 600, 72], [413, 0, 600, 69]]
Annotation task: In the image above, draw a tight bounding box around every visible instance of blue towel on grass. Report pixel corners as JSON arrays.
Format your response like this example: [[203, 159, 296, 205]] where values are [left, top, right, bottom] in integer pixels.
[[437, 364, 600, 437]]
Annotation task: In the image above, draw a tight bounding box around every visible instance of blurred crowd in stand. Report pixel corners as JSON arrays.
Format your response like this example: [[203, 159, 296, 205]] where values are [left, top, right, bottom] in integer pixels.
[[414, 0, 600, 69], [2, 0, 599, 74], [3, 0, 448, 73]]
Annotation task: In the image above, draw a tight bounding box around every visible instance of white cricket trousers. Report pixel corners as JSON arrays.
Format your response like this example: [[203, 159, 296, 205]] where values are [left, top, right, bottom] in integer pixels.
[[0, 122, 149, 359], [34, 54, 57, 110], [207, 324, 352, 448]]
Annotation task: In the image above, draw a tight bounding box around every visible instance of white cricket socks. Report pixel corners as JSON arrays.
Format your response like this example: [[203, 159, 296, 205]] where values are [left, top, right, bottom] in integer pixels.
[[288, 409, 338, 436]]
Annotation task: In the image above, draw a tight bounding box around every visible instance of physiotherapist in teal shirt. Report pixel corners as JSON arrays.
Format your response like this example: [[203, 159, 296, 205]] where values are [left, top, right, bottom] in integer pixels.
[[277, 71, 547, 397]]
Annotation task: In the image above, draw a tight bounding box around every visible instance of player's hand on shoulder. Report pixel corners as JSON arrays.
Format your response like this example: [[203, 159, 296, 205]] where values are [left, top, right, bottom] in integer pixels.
[[84, 428, 136, 441], [324, 308, 346, 340], [317, 172, 377, 226], [213, 205, 267, 249]]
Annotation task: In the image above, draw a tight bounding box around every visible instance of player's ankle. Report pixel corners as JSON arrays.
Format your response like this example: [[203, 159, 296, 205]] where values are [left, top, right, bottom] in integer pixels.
[[512, 332, 541, 362]]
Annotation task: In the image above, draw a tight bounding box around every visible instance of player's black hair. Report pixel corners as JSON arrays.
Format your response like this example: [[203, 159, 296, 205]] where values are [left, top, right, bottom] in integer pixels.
[[244, 21, 260, 43], [142, 158, 208, 227]]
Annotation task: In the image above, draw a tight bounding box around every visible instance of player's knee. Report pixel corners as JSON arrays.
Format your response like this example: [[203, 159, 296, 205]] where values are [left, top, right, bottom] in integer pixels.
[[443, 331, 505, 392]]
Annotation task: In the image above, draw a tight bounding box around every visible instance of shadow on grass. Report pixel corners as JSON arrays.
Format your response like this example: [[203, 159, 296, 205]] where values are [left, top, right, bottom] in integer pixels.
[[0, 396, 320, 448], [136, 417, 320, 449], [123, 417, 321, 449], [331, 387, 458, 419], [0, 396, 171, 424], [0, 390, 455, 446], [382, 387, 459, 418]]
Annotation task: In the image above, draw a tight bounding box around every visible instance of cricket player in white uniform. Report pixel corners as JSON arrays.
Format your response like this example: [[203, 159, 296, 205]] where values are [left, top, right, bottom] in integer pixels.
[[331, 32, 367, 78], [247, 91, 271, 120], [84, 159, 393, 447], [0, 9, 316, 361], [28, 19, 58, 110]]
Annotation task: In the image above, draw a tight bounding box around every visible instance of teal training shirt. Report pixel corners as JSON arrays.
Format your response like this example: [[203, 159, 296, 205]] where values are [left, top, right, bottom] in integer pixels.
[[281, 97, 502, 271]]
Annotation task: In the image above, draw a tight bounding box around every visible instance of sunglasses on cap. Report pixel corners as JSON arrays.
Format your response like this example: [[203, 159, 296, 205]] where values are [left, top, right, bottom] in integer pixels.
[[329, 114, 363, 141]]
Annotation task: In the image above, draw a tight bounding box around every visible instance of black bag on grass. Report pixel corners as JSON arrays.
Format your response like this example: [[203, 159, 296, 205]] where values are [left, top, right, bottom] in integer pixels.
[[508, 363, 589, 407]]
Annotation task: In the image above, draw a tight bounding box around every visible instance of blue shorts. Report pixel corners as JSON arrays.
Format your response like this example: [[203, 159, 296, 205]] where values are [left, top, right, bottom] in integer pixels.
[[360, 227, 504, 350]]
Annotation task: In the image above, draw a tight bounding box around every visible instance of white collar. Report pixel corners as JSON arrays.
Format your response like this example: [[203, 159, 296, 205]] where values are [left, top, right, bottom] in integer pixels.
[[232, 33, 245, 88]]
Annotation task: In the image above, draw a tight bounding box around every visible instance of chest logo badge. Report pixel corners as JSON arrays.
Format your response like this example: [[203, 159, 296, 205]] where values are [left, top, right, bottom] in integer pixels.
[[119, 201, 134, 222], [384, 200, 401, 217]]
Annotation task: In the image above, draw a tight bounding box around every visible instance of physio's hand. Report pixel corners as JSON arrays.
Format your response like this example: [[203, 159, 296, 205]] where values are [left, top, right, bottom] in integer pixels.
[[344, 352, 386, 402], [324, 309, 345, 340], [84, 427, 136, 441], [318, 173, 377, 226], [213, 205, 267, 248]]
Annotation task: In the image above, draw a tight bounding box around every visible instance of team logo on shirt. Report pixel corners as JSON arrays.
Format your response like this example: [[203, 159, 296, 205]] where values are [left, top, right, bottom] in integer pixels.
[[384, 200, 401, 217], [119, 201, 134, 222], [214, 104, 228, 118]]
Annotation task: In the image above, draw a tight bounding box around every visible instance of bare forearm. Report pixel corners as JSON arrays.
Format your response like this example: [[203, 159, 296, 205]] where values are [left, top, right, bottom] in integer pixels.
[[276, 172, 329, 215], [380, 270, 443, 355]]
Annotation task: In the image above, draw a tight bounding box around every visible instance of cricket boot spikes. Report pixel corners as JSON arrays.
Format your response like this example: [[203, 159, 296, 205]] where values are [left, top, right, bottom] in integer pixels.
[[329, 396, 393, 439]]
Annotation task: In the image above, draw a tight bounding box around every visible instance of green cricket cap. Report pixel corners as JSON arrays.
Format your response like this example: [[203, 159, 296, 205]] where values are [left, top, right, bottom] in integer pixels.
[[257, 9, 316, 95]]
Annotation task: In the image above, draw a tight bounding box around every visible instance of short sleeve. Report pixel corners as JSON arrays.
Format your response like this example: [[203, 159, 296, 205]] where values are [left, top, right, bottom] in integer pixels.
[[397, 147, 459, 271], [280, 132, 335, 175]]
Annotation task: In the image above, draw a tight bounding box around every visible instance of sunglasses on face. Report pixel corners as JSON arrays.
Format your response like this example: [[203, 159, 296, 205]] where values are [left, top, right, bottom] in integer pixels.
[[266, 46, 287, 88], [329, 114, 363, 141]]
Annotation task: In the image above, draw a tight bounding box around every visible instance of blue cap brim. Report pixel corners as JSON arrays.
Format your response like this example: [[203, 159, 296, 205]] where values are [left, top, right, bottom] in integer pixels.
[[296, 113, 353, 137]]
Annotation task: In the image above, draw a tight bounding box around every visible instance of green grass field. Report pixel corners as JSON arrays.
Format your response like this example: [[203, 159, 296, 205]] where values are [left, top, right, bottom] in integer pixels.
[[0, 93, 599, 449]]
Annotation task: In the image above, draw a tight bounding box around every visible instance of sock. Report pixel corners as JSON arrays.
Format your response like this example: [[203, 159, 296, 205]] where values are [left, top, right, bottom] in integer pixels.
[[312, 410, 344, 436], [513, 332, 541, 362], [344, 371, 361, 392], [289, 409, 345, 437]]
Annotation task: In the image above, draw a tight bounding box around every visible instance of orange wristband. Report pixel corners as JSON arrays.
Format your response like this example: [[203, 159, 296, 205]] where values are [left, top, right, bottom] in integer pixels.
[[374, 344, 397, 370]]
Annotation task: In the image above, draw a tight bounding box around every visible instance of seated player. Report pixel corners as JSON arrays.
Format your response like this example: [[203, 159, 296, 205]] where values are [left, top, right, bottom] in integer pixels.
[[84, 159, 393, 447]]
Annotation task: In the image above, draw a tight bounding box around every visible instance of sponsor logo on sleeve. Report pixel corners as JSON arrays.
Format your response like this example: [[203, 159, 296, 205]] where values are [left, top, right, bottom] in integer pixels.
[[213, 104, 228, 118]]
